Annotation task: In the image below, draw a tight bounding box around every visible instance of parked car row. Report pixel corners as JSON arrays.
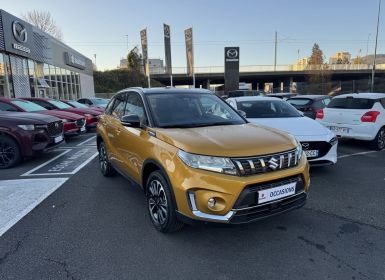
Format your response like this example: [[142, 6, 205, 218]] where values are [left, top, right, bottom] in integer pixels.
[[0, 97, 109, 168]]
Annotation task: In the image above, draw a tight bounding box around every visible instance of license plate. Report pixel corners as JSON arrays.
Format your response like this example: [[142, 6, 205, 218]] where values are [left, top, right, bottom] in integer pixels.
[[80, 127, 86, 132], [258, 182, 296, 204], [54, 135, 63, 143], [305, 150, 319, 158], [329, 126, 350, 134]]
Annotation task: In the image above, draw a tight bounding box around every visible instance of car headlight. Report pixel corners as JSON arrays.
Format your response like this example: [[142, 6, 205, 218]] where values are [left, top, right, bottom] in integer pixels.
[[296, 139, 303, 161], [61, 119, 69, 123], [17, 124, 35, 131], [329, 136, 338, 146], [177, 150, 238, 175]]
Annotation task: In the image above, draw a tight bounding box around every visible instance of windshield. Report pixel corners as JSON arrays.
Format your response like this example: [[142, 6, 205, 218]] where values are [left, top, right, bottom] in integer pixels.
[[68, 101, 89, 108], [287, 98, 312, 106], [147, 93, 246, 128], [48, 100, 72, 109], [11, 100, 46, 112], [328, 97, 376, 109], [92, 99, 109, 105], [237, 100, 302, 118]]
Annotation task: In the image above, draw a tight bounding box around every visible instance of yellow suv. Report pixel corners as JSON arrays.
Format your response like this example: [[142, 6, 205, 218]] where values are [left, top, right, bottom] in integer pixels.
[[96, 88, 310, 232]]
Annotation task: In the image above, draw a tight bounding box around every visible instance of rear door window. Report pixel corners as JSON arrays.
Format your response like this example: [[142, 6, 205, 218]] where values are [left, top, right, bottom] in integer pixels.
[[328, 97, 376, 109], [0, 102, 18, 111]]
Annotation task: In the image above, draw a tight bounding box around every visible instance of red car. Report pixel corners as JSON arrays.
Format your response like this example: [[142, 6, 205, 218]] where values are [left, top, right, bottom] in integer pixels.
[[0, 111, 64, 168], [23, 98, 101, 130], [0, 98, 86, 137], [61, 99, 105, 113]]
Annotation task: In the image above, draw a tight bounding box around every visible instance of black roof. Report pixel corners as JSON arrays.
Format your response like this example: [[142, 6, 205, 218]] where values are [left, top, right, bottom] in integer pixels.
[[118, 87, 212, 95], [288, 95, 330, 100]]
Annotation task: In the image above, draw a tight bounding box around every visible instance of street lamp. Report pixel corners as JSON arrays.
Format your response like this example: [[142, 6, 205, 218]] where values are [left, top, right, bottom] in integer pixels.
[[371, 0, 382, 92]]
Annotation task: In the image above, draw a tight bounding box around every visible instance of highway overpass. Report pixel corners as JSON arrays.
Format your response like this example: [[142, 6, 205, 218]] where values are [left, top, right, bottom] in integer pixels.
[[151, 64, 385, 91]]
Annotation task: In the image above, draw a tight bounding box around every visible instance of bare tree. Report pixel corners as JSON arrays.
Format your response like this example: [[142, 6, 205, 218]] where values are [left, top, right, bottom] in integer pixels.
[[22, 10, 63, 40]]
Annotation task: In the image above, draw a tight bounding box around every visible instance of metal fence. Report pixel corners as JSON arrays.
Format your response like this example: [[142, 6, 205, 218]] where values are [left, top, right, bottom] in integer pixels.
[[150, 64, 385, 75]]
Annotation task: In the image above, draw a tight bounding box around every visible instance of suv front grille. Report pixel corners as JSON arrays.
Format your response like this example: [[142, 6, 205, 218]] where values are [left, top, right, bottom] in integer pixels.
[[75, 118, 85, 127], [232, 149, 299, 176], [47, 121, 63, 136], [301, 141, 332, 159]]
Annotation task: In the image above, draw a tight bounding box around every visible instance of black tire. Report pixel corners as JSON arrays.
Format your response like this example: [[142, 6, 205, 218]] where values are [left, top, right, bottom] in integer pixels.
[[146, 171, 184, 233], [0, 135, 21, 169], [371, 127, 385, 151], [98, 141, 116, 177]]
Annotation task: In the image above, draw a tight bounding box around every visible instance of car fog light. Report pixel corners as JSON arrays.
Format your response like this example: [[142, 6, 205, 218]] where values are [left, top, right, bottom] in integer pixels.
[[208, 198, 216, 208]]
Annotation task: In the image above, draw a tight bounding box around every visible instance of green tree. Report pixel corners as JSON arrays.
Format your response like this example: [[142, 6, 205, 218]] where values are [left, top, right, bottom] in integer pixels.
[[307, 43, 332, 94], [127, 47, 142, 73], [309, 43, 324, 65]]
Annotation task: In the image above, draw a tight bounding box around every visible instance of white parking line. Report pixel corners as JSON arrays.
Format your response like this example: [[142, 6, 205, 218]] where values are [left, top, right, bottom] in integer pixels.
[[0, 178, 68, 237], [338, 150, 380, 159], [24, 152, 99, 176], [21, 149, 71, 176], [76, 136, 96, 146]]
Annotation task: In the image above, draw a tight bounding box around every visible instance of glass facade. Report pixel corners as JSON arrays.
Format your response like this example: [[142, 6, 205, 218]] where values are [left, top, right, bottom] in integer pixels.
[[0, 52, 82, 100]]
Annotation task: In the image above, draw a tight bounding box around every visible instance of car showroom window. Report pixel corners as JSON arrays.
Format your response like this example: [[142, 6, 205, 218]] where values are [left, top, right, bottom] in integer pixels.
[[125, 93, 147, 124], [0, 102, 17, 111], [111, 94, 127, 118]]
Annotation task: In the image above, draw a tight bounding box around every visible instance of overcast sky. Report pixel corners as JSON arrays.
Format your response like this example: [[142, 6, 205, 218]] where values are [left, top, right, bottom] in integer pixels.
[[1, 0, 384, 71]]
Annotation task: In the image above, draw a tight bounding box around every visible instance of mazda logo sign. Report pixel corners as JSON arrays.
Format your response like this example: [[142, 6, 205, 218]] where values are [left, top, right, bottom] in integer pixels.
[[301, 143, 309, 150], [12, 21, 28, 43], [226, 49, 238, 59]]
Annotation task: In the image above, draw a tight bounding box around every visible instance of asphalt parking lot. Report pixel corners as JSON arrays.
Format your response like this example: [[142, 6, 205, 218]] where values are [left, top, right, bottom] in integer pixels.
[[0, 134, 384, 280]]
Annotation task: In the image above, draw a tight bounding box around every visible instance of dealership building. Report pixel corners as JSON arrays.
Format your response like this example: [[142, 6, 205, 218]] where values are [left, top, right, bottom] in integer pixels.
[[0, 9, 95, 100]]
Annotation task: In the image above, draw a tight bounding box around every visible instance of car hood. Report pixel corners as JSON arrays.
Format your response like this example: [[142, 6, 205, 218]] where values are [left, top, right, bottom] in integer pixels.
[[38, 110, 84, 120], [155, 123, 297, 157], [0, 111, 58, 124], [63, 108, 101, 116], [247, 117, 333, 140]]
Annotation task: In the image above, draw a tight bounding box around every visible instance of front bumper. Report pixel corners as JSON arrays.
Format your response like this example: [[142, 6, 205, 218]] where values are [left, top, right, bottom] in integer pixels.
[[170, 154, 310, 224]]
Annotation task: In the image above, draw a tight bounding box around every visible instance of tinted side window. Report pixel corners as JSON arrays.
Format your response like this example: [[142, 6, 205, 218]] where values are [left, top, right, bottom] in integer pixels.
[[111, 94, 127, 118], [323, 98, 331, 106], [125, 93, 147, 124], [0, 102, 17, 111], [77, 99, 85, 104], [33, 100, 56, 110], [105, 98, 115, 115]]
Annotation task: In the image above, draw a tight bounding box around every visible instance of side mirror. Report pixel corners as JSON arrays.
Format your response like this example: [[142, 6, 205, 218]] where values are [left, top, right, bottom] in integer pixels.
[[121, 115, 141, 128], [238, 110, 247, 118]]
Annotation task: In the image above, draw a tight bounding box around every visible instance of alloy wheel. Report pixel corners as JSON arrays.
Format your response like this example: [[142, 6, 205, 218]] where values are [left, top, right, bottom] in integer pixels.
[[0, 140, 16, 168], [99, 145, 108, 173], [148, 179, 168, 225]]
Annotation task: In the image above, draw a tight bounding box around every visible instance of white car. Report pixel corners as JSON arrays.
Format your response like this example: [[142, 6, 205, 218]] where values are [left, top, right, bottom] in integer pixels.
[[227, 96, 338, 166], [316, 93, 385, 150]]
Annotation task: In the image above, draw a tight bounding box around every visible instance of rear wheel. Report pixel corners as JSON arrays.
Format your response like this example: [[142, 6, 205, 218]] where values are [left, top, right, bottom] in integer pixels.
[[371, 127, 385, 151], [146, 171, 184, 233], [98, 142, 116, 176], [0, 135, 21, 169]]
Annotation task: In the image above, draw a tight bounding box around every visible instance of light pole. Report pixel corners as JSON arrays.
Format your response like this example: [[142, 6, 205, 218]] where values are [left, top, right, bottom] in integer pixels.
[[125, 35, 129, 50], [371, 0, 382, 92]]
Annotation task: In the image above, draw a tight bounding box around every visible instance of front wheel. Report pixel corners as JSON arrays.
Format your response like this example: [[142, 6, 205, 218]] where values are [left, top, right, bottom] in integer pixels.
[[98, 142, 116, 177], [0, 135, 21, 169], [371, 127, 385, 151], [146, 171, 184, 233]]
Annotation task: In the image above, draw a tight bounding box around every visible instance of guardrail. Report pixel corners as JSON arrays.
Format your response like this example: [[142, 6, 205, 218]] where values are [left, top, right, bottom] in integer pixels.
[[150, 64, 385, 75]]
